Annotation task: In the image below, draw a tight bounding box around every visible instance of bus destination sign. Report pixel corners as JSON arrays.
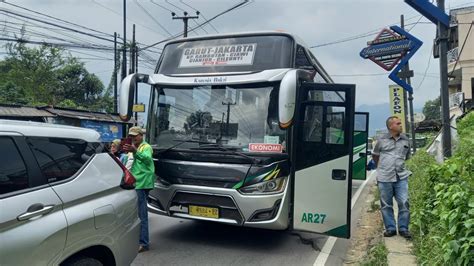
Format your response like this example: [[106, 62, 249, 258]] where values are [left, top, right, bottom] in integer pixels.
[[179, 43, 257, 68]]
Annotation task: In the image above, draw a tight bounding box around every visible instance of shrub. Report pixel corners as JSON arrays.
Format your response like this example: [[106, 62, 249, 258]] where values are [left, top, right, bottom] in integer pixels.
[[407, 111, 474, 265]]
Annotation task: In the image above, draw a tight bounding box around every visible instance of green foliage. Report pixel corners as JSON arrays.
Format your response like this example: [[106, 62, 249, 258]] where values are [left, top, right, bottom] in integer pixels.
[[0, 81, 28, 105], [422, 96, 441, 121], [360, 242, 388, 266], [408, 112, 474, 265], [0, 43, 112, 112]]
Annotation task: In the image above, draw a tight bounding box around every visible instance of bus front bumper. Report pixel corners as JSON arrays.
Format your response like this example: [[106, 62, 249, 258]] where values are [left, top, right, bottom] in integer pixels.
[[147, 180, 290, 230]]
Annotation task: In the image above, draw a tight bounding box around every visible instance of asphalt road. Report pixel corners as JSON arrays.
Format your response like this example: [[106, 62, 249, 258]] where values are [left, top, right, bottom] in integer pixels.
[[132, 177, 372, 266]]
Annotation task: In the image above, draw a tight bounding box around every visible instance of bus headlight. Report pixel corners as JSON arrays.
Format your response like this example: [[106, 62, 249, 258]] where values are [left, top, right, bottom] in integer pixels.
[[239, 176, 287, 194]]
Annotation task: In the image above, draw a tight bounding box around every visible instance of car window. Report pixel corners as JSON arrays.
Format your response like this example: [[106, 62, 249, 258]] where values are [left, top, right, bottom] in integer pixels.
[[27, 137, 92, 183], [0, 137, 29, 194]]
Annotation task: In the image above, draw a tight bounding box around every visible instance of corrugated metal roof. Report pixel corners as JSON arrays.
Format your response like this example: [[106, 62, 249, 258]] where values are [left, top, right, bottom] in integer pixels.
[[0, 105, 55, 117], [43, 107, 133, 123]]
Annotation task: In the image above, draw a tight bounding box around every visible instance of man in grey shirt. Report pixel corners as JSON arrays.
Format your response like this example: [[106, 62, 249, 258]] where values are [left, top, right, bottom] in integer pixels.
[[372, 116, 412, 239]]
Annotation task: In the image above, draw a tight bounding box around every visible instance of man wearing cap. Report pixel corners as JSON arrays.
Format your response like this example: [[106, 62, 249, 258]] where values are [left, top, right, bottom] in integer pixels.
[[123, 126, 156, 252]]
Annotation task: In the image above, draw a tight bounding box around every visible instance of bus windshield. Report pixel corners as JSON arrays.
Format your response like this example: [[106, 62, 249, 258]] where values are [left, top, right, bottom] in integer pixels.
[[148, 84, 286, 152]]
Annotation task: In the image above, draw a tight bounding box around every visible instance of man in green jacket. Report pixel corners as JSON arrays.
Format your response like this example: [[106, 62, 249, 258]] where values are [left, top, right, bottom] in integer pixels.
[[123, 126, 156, 253]]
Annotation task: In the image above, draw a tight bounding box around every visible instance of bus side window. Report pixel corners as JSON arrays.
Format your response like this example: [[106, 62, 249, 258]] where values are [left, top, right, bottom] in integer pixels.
[[295, 45, 316, 80], [326, 107, 345, 144], [301, 105, 323, 142]]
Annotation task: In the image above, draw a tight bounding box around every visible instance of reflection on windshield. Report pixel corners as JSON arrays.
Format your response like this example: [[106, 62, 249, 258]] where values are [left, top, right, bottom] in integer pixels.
[[149, 84, 286, 152]]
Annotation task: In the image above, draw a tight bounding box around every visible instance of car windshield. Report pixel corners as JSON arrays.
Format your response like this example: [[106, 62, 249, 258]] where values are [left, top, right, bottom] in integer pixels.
[[148, 83, 286, 153]]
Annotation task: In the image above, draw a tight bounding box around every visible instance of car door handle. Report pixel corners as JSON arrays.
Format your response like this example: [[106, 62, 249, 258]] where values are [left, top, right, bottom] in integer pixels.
[[17, 204, 55, 221]]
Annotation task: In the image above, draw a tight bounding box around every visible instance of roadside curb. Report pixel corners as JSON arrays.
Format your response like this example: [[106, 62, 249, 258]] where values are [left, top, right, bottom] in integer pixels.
[[383, 202, 417, 266]]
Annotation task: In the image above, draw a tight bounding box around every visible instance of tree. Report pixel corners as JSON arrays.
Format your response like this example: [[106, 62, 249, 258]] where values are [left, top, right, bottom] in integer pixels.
[[0, 81, 28, 105], [0, 42, 112, 112], [422, 96, 441, 121]]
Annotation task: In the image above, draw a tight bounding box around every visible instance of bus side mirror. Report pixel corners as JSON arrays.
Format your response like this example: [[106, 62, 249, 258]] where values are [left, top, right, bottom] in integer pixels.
[[119, 73, 149, 121], [278, 70, 299, 129]]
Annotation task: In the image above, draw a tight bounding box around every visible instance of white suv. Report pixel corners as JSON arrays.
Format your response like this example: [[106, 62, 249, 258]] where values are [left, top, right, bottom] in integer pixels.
[[0, 120, 140, 266]]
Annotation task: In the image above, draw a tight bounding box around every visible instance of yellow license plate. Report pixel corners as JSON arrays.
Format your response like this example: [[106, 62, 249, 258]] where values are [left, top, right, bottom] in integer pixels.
[[189, 205, 219, 219]]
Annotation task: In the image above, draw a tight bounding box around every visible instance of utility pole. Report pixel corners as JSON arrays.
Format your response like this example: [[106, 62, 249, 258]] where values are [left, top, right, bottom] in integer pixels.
[[130, 24, 136, 74], [113, 32, 118, 113], [400, 15, 417, 152], [172, 11, 199, 37], [121, 0, 127, 80], [132, 24, 138, 124], [437, 0, 452, 157]]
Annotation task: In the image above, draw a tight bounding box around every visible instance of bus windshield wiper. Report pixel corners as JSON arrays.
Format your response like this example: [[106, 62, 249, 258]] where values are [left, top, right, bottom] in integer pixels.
[[192, 143, 261, 164], [157, 139, 215, 155]]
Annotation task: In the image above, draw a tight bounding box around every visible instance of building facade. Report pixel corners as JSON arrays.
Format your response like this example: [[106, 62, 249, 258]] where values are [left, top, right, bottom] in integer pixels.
[[448, 6, 474, 114]]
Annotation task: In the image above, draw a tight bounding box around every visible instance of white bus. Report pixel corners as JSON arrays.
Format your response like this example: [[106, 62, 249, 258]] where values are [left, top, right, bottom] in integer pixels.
[[119, 32, 369, 238]]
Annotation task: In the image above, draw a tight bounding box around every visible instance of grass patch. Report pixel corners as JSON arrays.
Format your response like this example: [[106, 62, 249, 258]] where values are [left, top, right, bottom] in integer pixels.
[[360, 242, 388, 266], [368, 186, 381, 213]]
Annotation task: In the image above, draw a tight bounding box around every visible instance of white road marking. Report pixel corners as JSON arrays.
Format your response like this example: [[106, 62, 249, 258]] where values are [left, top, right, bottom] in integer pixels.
[[313, 170, 376, 266]]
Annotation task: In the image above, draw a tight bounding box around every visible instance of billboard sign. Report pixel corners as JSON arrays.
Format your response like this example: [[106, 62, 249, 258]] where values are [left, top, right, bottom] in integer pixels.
[[389, 85, 407, 133], [360, 28, 412, 71], [360, 26, 423, 93], [80, 120, 123, 142]]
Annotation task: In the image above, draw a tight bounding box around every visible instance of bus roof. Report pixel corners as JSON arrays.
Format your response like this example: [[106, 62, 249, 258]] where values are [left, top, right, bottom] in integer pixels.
[[164, 31, 309, 49]]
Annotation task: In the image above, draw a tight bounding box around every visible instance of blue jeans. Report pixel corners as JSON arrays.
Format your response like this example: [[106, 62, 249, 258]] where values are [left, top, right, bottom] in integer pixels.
[[377, 178, 410, 232], [136, 189, 150, 248]]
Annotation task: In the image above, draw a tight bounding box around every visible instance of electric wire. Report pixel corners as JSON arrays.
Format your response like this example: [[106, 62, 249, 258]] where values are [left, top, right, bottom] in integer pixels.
[[0, 8, 114, 43], [179, 0, 219, 33], [2, 1, 113, 38], [448, 21, 473, 78], [415, 45, 434, 91], [90, 0, 166, 38], [134, 0, 173, 37], [141, 0, 250, 51]]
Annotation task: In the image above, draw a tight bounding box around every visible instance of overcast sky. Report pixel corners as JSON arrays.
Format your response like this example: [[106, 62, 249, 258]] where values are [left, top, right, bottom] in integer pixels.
[[2, 0, 473, 119]]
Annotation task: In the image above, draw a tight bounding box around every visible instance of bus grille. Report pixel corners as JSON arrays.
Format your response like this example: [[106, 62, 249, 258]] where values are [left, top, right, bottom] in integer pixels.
[[170, 192, 244, 225]]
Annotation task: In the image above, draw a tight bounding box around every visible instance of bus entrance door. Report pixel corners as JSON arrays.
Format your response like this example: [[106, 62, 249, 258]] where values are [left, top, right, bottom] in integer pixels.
[[292, 83, 355, 238], [353, 112, 370, 180]]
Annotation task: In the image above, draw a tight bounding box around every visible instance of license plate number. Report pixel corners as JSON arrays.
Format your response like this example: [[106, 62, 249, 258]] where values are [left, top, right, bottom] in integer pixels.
[[189, 205, 219, 219]]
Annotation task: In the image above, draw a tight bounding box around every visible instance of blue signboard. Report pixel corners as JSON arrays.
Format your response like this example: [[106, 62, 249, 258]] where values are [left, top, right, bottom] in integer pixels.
[[387, 26, 423, 94], [404, 0, 449, 27], [80, 120, 123, 142]]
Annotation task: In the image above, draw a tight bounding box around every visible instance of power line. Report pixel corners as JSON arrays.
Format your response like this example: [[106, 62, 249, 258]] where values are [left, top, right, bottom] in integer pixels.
[[149, 0, 204, 36], [2, 1, 112, 38], [141, 0, 249, 51], [0, 27, 110, 51], [0, 37, 115, 50], [90, 0, 166, 38], [179, 0, 219, 33], [0, 8, 114, 43], [1, 15, 105, 47], [448, 21, 473, 78], [310, 14, 422, 48], [150, 0, 174, 13], [165, 0, 186, 12], [407, 15, 424, 32], [415, 45, 434, 91], [134, 0, 173, 37]]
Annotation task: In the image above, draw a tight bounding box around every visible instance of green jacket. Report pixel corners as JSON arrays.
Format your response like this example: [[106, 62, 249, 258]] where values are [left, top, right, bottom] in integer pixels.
[[131, 141, 156, 189]]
